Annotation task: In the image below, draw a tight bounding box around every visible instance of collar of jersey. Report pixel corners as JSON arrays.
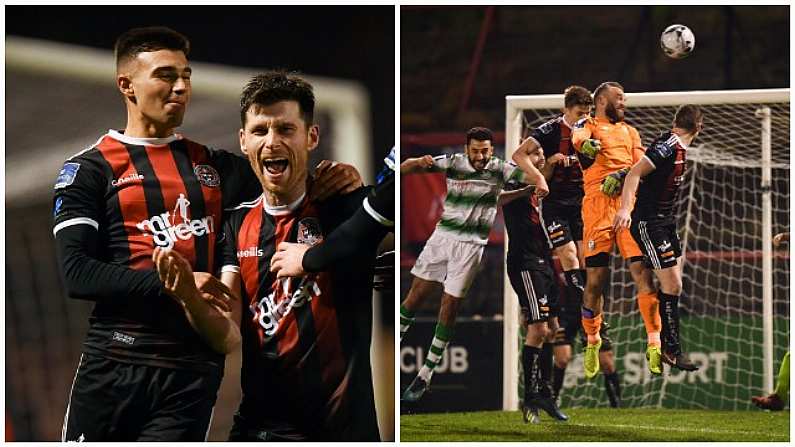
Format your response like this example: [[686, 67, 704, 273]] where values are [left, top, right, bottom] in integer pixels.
[[108, 129, 180, 146], [672, 132, 688, 149], [263, 192, 306, 216]]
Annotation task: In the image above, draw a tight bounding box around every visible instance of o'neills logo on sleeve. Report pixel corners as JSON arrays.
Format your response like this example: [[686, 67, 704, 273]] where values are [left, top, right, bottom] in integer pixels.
[[136, 193, 214, 249], [237, 246, 264, 258]]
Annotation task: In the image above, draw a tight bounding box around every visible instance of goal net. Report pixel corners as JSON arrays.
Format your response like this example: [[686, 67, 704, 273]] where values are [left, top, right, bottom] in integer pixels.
[[504, 89, 790, 411]]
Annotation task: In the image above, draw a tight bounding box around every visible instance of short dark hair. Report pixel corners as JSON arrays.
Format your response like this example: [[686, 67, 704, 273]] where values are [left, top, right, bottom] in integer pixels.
[[673, 104, 704, 133], [114, 26, 190, 71], [593, 81, 624, 102], [563, 85, 593, 109], [466, 127, 493, 146], [240, 70, 315, 126]]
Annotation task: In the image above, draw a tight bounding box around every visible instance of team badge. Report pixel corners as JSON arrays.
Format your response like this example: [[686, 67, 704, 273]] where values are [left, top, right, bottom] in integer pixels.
[[297, 217, 324, 246], [194, 164, 220, 188], [588, 240, 595, 250], [54, 162, 80, 189]]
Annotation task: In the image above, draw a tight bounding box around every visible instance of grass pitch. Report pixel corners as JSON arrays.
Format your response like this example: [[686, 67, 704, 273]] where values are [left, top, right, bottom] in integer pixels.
[[400, 408, 789, 442]]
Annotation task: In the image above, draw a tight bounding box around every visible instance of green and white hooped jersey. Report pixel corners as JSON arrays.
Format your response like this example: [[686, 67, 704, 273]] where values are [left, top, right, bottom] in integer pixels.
[[430, 153, 524, 244]]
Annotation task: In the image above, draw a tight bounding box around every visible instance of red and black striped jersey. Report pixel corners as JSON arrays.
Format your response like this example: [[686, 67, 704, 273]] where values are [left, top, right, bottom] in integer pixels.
[[633, 131, 688, 222], [502, 182, 552, 268], [52, 130, 259, 375], [530, 115, 585, 207], [219, 188, 380, 440]]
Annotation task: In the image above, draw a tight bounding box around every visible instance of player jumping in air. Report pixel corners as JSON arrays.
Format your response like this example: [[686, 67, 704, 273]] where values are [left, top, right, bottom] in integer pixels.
[[571, 82, 663, 379], [500, 145, 568, 422], [513, 85, 621, 406], [613, 104, 702, 372], [399, 127, 548, 403]]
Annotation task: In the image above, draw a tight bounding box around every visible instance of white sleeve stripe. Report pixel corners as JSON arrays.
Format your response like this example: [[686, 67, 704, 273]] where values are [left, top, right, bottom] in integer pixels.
[[642, 155, 657, 169], [363, 197, 393, 228], [220, 265, 240, 273], [53, 217, 99, 236]]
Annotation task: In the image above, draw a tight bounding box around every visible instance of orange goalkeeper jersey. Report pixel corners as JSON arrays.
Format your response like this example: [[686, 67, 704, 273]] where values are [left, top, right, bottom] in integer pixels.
[[571, 116, 644, 195]]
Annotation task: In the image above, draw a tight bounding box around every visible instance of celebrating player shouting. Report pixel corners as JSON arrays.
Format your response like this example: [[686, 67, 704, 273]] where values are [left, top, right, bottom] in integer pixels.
[[571, 82, 663, 379], [613, 104, 704, 371]]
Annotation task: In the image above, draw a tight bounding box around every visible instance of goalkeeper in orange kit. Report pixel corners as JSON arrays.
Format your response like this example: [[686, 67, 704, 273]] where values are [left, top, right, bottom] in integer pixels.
[[571, 81, 663, 379]]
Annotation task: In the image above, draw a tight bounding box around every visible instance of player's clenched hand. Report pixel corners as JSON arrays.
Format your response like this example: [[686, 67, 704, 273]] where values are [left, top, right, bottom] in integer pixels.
[[613, 207, 632, 231], [270, 242, 311, 278], [310, 160, 363, 202], [773, 232, 789, 248], [600, 168, 628, 197], [580, 139, 601, 159]]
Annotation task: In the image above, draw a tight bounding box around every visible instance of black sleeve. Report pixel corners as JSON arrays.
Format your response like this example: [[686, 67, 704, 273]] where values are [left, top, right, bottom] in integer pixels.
[[55, 221, 164, 302], [303, 205, 390, 273], [216, 211, 241, 274], [532, 120, 558, 158], [307, 185, 382, 272], [645, 139, 675, 169], [52, 154, 164, 301], [363, 175, 394, 224], [209, 147, 261, 208]]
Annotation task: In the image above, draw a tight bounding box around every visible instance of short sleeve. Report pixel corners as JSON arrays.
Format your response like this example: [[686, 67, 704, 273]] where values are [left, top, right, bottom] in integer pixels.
[[531, 120, 558, 158], [52, 153, 107, 237], [644, 139, 675, 169], [502, 160, 525, 184], [429, 154, 452, 173], [217, 214, 240, 274]]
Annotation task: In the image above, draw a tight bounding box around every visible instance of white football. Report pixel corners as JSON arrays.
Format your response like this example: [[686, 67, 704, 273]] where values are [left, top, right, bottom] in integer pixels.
[[660, 24, 695, 59]]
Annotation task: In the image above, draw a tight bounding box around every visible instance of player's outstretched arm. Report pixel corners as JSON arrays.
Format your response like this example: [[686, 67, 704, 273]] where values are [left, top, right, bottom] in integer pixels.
[[309, 160, 363, 201], [153, 247, 242, 354], [271, 175, 394, 277], [400, 155, 434, 174], [613, 157, 655, 230], [497, 185, 535, 207]]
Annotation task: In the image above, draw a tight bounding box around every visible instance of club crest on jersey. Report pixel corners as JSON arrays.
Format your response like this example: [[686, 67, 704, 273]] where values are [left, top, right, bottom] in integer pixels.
[[297, 217, 324, 246], [136, 193, 214, 249], [194, 164, 220, 188], [54, 162, 80, 189]]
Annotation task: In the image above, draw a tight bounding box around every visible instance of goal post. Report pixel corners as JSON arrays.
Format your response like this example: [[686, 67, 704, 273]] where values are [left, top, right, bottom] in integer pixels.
[[504, 89, 790, 411]]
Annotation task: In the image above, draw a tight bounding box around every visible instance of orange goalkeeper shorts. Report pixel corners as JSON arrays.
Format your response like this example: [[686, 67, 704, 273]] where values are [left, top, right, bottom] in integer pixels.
[[581, 192, 642, 259]]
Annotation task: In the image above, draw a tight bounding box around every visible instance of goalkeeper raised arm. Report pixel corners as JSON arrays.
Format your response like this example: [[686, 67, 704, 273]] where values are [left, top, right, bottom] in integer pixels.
[[614, 104, 705, 371]]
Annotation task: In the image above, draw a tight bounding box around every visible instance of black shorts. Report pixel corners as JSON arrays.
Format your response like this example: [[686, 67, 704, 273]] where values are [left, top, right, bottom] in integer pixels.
[[540, 200, 583, 249], [62, 353, 221, 441], [630, 219, 682, 270], [508, 262, 558, 323], [553, 309, 613, 352]]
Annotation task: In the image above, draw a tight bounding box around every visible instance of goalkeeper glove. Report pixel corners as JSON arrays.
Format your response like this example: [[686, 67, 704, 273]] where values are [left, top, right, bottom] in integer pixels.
[[601, 168, 629, 197], [580, 139, 601, 159]]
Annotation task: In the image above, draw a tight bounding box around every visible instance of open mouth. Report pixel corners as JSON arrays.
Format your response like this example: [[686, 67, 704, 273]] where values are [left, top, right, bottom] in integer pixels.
[[263, 158, 289, 175]]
